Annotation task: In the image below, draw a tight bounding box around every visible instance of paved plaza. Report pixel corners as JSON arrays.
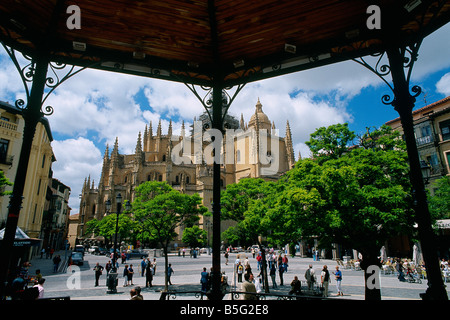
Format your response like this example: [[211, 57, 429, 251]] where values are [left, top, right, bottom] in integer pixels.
[[22, 249, 450, 301]]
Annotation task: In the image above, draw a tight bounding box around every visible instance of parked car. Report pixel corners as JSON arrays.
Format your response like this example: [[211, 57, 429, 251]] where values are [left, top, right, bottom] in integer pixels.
[[127, 249, 148, 259], [71, 252, 84, 266], [88, 246, 99, 254]]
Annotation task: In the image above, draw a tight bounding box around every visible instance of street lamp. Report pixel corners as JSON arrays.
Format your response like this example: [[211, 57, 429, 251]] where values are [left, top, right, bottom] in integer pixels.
[[420, 160, 431, 185], [106, 193, 123, 294]]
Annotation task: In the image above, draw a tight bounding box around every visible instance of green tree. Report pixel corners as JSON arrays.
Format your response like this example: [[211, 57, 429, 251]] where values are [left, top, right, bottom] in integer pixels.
[[182, 225, 207, 248], [281, 125, 413, 300], [429, 176, 450, 219], [0, 170, 12, 196], [305, 123, 356, 162], [132, 181, 208, 291]]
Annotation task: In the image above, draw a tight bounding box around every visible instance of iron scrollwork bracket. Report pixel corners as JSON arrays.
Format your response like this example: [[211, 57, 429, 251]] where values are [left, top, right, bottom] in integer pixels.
[[1, 43, 89, 116], [351, 41, 423, 108], [184, 82, 246, 131]]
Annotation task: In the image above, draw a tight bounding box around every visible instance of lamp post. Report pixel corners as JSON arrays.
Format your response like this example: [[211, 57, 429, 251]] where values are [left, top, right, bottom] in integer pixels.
[[106, 193, 123, 294], [420, 160, 431, 185]]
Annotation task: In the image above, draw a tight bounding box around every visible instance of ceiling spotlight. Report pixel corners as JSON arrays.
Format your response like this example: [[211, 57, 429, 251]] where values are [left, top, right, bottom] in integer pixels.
[[284, 43, 296, 54], [233, 59, 245, 68], [133, 51, 146, 60], [72, 41, 86, 52]]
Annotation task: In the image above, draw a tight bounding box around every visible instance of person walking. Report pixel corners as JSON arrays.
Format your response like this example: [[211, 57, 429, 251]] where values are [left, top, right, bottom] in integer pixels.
[[123, 265, 129, 287], [200, 267, 210, 293], [334, 265, 343, 296], [321, 265, 331, 297], [52, 254, 61, 273], [224, 251, 229, 265], [278, 261, 285, 286], [93, 262, 104, 287], [167, 264, 174, 285], [105, 260, 112, 276], [305, 264, 315, 291], [140, 258, 146, 277], [145, 259, 153, 287], [269, 263, 277, 289], [128, 264, 135, 285], [237, 262, 244, 283]]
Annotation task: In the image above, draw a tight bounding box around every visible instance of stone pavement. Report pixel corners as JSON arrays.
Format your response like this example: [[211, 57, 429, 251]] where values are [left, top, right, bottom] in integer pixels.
[[23, 249, 450, 301]]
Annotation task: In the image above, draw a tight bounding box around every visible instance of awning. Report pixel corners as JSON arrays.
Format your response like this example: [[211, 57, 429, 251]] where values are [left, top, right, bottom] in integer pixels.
[[0, 227, 41, 247]]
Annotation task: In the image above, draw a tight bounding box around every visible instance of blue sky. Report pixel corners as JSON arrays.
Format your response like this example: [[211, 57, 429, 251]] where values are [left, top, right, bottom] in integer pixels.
[[1, 23, 450, 213]]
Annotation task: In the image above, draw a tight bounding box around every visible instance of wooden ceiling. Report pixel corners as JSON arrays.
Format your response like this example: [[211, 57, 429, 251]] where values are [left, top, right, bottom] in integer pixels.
[[1, 0, 450, 86]]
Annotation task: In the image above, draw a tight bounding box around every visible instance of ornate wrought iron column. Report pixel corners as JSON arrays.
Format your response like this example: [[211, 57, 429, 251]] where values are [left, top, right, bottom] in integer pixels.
[[386, 46, 447, 300], [0, 53, 49, 297], [353, 40, 448, 300]]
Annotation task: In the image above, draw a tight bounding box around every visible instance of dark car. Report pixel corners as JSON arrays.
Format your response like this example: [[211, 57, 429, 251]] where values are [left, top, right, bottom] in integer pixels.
[[127, 249, 148, 259], [71, 252, 84, 266]]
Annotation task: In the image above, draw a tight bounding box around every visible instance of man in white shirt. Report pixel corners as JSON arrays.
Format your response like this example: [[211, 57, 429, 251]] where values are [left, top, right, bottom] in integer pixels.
[[33, 278, 45, 299]]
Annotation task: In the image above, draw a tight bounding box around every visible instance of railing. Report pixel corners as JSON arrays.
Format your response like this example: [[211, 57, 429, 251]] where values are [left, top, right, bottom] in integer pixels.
[[0, 119, 18, 131]]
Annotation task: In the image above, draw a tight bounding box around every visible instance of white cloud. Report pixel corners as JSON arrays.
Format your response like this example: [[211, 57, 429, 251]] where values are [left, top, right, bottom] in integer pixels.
[[436, 72, 450, 96], [1, 21, 450, 215], [51, 137, 103, 211]]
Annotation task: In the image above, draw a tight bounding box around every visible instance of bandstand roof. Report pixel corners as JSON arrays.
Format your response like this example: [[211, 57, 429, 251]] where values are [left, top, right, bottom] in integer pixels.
[[0, 0, 449, 87]]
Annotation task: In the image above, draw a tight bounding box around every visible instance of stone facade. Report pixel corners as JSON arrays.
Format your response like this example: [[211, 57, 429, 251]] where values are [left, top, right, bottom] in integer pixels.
[[78, 99, 297, 245]]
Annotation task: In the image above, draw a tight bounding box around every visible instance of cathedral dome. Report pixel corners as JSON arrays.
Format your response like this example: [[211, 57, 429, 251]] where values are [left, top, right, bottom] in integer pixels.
[[248, 98, 271, 130]]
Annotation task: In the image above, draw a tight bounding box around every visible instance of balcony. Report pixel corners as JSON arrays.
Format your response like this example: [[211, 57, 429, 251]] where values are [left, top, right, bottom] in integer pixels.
[[416, 135, 434, 146], [0, 119, 18, 132]]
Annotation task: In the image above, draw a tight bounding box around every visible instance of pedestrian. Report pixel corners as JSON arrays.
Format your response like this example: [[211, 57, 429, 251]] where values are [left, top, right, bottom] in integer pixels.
[[278, 261, 284, 286], [93, 262, 104, 287], [224, 251, 229, 265], [153, 258, 157, 275], [167, 263, 174, 285], [123, 264, 129, 287], [35, 269, 42, 283], [289, 276, 301, 296], [121, 252, 126, 264], [305, 264, 315, 290], [135, 286, 144, 300], [282, 254, 289, 272], [40, 248, 45, 259], [105, 260, 112, 276], [321, 265, 331, 297], [129, 288, 143, 300], [242, 273, 257, 300], [140, 258, 146, 277], [200, 267, 209, 293], [52, 254, 61, 273], [182, 248, 185, 257], [237, 262, 244, 283], [256, 253, 262, 270], [33, 278, 45, 299], [128, 264, 134, 285], [269, 263, 277, 289], [145, 259, 153, 287], [255, 275, 263, 293], [334, 265, 343, 296]]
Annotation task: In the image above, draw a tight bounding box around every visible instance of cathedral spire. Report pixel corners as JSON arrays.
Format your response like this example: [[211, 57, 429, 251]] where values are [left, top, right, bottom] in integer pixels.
[[181, 120, 185, 137], [168, 120, 173, 137], [285, 120, 295, 167], [240, 113, 245, 130], [157, 119, 162, 137], [135, 132, 142, 154]]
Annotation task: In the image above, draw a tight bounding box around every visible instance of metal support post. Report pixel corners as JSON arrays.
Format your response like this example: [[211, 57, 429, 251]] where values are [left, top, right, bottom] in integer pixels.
[[210, 83, 223, 300], [387, 47, 448, 300], [0, 54, 49, 298]]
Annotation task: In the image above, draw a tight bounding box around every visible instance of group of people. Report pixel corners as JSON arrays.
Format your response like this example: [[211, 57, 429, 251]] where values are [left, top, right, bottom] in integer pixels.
[[228, 249, 345, 299], [7, 262, 46, 300]]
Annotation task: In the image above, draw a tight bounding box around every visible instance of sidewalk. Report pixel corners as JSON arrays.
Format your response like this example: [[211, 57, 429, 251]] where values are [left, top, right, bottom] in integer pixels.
[[29, 250, 70, 276]]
